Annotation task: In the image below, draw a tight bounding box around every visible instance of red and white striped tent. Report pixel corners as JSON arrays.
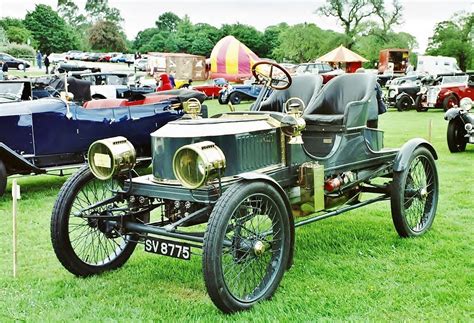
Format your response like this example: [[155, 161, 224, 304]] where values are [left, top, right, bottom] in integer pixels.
[[210, 36, 260, 82]]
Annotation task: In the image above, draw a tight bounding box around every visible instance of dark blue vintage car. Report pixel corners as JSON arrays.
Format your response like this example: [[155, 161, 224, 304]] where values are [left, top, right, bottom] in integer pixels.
[[0, 92, 204, 195], [218, 83, 265, 105]]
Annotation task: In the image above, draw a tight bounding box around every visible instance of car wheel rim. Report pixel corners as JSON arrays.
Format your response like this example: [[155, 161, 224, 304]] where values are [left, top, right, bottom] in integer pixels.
[[68, 177, 130, 266], [220, 193, 284, 303], [403, 155, 436, 232]]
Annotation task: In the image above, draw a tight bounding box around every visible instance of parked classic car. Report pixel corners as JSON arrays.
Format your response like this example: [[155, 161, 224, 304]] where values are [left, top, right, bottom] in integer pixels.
[[295, 62, 342, 83], [76, 72, 155, 99], [50, 61, 439, 313], [0, 52, 30, 70], [218, 82, 264, 104], [0, 88, 207, 196], [0, 80, 33, 103], [192, 78, 228, 98], [422, 74, 474, 111], [445, 97, 473, 152], [386, 75, 421, 111], [53, 61, 101, 74]]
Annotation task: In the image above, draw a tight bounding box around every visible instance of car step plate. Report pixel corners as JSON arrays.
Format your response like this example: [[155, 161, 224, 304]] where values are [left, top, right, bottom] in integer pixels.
[[144, 237, 191, 260]]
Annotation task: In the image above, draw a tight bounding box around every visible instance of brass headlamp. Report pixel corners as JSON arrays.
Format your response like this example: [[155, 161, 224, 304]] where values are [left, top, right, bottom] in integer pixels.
[[88, 136, 136, 180], [173, 141, 226, 189]]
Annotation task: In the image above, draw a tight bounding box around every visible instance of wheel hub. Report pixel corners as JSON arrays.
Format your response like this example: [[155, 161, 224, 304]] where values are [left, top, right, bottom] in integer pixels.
[[419, 187, 428, 199], [253, 240, 265, 256]]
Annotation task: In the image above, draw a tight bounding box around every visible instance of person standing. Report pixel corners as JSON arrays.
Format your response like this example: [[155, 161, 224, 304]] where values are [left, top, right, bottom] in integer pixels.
[[2, 60, 8, 79], [36, 50, 43, 69], [44, 54, 50, 74]]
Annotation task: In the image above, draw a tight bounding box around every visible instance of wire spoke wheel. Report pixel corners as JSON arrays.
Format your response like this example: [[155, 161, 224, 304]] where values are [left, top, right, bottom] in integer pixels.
[[51, 166, 138, 276], [68, 176, 128, 266], [391, 147, 438, 237], [203, 181, 290, 313]]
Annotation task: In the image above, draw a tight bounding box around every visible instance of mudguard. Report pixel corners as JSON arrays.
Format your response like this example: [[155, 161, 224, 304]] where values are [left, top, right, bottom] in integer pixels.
[[0, 143, 45, 175], [393, 138, 438, 172], [444, 108, 461, 121], [237, 172, 295, 270]]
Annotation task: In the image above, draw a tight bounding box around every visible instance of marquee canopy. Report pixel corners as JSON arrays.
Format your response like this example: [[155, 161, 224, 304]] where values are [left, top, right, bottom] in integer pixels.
[[317, 45, 368, 63]]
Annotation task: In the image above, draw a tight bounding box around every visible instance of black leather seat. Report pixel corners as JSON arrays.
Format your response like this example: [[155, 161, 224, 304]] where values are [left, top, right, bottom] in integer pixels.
[[303, 73, 377, 127], [257, 74, 323, 112]]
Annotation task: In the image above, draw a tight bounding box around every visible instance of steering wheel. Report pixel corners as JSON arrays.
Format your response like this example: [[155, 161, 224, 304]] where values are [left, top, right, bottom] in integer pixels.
[[252, 61, 292, 90]]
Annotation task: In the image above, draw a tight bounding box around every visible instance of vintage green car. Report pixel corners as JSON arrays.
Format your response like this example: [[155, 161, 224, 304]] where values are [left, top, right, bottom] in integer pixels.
[[51, 62, 439, 313]]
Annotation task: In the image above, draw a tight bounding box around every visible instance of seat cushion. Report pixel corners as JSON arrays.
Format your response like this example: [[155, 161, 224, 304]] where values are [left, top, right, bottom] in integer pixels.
[[304, 114, 344, 125]]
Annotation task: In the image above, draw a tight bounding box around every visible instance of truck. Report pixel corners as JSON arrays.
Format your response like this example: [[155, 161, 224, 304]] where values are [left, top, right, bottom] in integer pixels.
[[378, 48, 409, 74], [416, 55, 462, 76]]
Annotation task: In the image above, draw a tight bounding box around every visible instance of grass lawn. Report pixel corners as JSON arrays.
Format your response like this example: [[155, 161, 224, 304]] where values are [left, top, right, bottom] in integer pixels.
[[0, 102, 473, 321]]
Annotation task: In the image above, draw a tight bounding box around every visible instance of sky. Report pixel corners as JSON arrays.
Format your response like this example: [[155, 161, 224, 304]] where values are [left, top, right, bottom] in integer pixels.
[[0, 0, 472, 53]]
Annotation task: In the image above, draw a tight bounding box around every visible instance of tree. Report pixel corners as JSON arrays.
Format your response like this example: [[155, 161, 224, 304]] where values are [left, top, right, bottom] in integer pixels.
[[0, 17, 32, 45], [316, 0, 403, 48], [134, 27, 160, 51], [426, 12, 474, 71], [220, 23, 264, 56], [0, 27, 8, 46], [57, 0, 87, 26], [88, 20, 127, 52], [24, 4, 80, 53], [85, 0, 123, 24], [155, 12, 181, 32], [273, 23, 342, 62], [260, 23, 288, 59]]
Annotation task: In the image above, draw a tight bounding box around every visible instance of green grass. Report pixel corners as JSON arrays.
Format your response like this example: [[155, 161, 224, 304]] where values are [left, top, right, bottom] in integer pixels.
[[0, 104, 473, 321]]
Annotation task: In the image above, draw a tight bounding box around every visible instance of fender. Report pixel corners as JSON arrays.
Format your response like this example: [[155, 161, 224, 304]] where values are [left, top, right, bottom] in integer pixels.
[[396, 92, 414, 105], [237, 172, 295, 270], [393, 138, 438, 172], [444, 107, 461, 121], [0, 143, 45, 175]]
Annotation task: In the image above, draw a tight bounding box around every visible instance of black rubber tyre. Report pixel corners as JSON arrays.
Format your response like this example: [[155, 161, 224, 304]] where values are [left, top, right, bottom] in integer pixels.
[[396, 95, 412, 111], [92, 94, 106, 100], [51, 166, 138, 277], [0, 159, 7, 197], [443, 94, 459, 112], [17, 63, 24, 70], [391, 147, 438, 237], [229, 92, 242, 105], [218, 93, 227, 105], [203, 181, 291, 313], [447, 119, 467, 153], [415, 95, 428, 112]]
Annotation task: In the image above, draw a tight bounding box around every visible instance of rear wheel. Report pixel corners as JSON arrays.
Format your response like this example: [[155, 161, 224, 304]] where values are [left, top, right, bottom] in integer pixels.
[[218, 93, 227, 104], [443, 94, 459, 111], [203, 181, 290, 313], [0, 159, 7, 197], [51, 166, 138, 277], [396, 95, 411, 111], [229, 92, 242, 105], [391, 147, 438, 237], [447, 119, 467, 152]]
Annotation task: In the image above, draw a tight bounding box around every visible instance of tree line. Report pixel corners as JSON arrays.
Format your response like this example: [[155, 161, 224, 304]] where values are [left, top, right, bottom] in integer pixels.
[[0, 0, 472, 70]]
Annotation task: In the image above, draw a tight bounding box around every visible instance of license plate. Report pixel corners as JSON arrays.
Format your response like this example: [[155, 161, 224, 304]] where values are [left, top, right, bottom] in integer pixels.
[[144, 237, 191, 260]]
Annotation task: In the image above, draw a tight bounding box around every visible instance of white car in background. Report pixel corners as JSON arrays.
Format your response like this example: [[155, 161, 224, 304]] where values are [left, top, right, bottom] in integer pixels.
[[48, 53, 68, 64]]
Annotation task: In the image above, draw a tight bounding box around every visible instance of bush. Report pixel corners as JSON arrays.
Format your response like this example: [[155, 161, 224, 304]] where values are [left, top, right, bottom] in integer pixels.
[[0, 43, 35, 59]]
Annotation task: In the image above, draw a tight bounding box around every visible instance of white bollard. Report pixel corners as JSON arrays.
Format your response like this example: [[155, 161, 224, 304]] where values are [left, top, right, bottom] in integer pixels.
[[12, 180, 20, 278]]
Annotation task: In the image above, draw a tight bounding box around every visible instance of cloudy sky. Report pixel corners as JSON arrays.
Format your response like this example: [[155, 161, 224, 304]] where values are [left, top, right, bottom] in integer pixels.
[[0, 0, 472, 52]]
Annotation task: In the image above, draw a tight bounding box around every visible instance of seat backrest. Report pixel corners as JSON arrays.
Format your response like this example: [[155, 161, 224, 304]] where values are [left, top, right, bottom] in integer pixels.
[[258, 74, 323, 112], [304, 73, 377, 116]]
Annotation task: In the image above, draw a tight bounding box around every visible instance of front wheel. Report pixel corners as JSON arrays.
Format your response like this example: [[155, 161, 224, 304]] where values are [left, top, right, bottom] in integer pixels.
[[17, 63, 24, 70], [391, 147, 438, 237], [203, 181, 291, 313], [415, 95, 428, 112], [447, 119, 467, 152], [51, 166, 138, 277], [443, 94, 459, 112]]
